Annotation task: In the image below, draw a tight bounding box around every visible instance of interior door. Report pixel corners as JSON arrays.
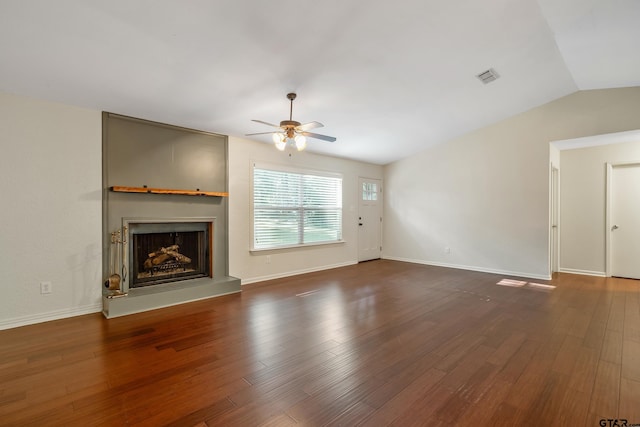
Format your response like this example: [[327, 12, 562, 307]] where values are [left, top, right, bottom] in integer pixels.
[[358, 177, 382, 262], [610, 163, 640, 279]]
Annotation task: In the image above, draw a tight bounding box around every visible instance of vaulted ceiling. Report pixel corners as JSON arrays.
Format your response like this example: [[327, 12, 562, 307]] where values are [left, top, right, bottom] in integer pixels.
[[1, 0, 638, 164]]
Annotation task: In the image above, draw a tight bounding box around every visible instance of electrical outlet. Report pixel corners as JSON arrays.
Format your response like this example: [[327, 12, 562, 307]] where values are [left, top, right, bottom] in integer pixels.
[[445, 247, 451, 254], [266, 255, 271, 264], [40, 281, 52, 294]]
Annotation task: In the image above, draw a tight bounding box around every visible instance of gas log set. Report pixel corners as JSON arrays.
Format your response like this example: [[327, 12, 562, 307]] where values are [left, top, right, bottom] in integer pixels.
[[130, 225, 208, 288], [142, 245, 192, 275]]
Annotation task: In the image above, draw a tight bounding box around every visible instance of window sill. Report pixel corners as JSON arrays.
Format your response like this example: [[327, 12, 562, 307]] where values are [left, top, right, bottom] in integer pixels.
[[250, 240, 346, 254]]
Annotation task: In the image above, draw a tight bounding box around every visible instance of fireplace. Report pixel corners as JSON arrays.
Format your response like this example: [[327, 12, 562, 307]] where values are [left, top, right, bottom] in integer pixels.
[[103, 114, 240, 318], [125, 219, 213, 290]]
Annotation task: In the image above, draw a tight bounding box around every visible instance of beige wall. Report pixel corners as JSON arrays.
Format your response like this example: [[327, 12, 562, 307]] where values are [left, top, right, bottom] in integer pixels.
[[0, 91, 102, 329], [0, 90, 382, 329], [2, 86, 639, 328], [383, 87, 640, 279], [559, 138, 640, 275], [228, 136, 383, 283], [0, 90, 384, 328]]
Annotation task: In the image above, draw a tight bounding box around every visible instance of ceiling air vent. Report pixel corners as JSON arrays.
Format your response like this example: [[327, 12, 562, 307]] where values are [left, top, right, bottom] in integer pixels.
[[476, 68, 499, 84]]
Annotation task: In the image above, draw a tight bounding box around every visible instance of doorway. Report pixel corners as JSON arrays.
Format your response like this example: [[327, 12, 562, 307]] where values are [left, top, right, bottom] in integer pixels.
[[606, 162, 640, 279], [358, 177, 382, 262]]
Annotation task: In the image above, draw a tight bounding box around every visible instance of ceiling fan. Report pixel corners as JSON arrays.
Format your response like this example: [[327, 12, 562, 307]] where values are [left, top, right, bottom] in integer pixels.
[[246, 93, 336, 151]]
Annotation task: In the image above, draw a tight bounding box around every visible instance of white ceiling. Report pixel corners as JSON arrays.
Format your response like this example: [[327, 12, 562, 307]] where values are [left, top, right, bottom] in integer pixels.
[[1, 0, 638, 165]]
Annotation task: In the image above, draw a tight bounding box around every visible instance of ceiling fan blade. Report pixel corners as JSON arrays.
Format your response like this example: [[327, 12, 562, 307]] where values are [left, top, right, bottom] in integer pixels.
[[245, 131, 278, 136], [251, 119, 281, 128], [300, 131, 336, 142], [297, 121, 324, 131]]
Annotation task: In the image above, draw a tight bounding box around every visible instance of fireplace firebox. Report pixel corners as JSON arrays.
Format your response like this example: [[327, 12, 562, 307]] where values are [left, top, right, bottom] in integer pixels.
[[127, 220, 213, 289]]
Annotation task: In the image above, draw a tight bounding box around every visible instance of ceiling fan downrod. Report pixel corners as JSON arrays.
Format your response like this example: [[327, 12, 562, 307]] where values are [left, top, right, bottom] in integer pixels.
[[287, 92, 296, 121], [281, 93, 300, 130]]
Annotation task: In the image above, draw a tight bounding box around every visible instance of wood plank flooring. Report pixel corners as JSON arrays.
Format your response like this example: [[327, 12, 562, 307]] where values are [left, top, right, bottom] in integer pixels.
[[1, 260, 640, 426]]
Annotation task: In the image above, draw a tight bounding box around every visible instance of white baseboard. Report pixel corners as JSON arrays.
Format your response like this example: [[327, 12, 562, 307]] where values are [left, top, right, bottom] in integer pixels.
[[240, 261, 358, 285], [558, 268, 606, 277], [383, 256, 552, 281], [0, 303, 103, 331]]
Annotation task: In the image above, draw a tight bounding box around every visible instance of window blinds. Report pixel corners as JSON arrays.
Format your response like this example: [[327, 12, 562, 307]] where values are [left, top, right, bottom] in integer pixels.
[[253, 166, 342, 250]]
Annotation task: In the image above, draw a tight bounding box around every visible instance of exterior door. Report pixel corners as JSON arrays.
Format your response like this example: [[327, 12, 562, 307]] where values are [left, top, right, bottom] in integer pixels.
[[610, 163, 640, 279], [358, 177, 382, 262]]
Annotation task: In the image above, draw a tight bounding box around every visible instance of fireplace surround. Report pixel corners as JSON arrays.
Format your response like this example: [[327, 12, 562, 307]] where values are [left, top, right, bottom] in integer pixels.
[[125, 218, 214, 291], [102, 113, 241, 318]]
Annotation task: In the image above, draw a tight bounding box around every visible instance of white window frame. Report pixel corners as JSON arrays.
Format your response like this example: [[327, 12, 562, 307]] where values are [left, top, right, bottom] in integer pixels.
[[251, 162, 344, 251]]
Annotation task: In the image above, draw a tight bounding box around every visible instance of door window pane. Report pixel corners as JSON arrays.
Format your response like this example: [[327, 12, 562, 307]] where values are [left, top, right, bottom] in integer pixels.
[[362, 182, 377, 201]]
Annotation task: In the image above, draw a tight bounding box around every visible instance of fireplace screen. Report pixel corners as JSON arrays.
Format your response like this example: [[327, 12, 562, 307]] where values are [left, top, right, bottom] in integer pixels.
[[129, 222, 211, 288]]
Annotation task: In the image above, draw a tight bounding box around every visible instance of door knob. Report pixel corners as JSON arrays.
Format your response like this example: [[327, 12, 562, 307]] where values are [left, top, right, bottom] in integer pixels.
[[611, 225, 619, 231]]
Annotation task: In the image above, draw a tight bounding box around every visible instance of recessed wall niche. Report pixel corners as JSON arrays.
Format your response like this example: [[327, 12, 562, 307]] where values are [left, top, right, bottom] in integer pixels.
[[102, 113, 240, 318]]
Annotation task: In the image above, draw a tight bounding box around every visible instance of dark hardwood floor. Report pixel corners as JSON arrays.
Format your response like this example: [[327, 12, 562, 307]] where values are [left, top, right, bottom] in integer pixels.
[[1, 260, 639, 426]]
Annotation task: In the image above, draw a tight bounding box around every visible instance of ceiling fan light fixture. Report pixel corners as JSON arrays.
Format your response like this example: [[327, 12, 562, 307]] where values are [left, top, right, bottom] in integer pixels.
[[275, 139, 286, 151], [294, 135, 307, 151]]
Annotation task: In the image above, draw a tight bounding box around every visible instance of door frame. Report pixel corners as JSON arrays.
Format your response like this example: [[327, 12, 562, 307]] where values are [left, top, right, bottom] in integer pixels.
[[549, 164, 559, 276], [357, 176, 383, 262], [605, 161, 640, 277]]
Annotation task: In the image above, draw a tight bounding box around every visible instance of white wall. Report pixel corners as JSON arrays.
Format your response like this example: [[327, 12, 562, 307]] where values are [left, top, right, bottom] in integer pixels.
[[383, 87, 640, 280], [559, 138, 640, 275], [228, 136, 383, 283], [0, 91, 103, 329]]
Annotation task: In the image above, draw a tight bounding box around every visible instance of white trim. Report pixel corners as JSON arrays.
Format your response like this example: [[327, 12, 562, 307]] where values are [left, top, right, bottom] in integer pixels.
[[383, 256, 552, 281], [240, 261, 357, 285], [250, 239, 345, 253], [552, 129, 640, 151], [606, 162, 613, 277], [549, 164, 560, 276], [558, 268, 606, 277], [0, 303, 103, 331]]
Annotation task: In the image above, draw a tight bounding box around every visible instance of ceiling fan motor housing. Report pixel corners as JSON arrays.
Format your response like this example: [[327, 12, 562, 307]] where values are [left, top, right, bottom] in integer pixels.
[[280, 120, 301, 128], [279, 120, 300, 138]]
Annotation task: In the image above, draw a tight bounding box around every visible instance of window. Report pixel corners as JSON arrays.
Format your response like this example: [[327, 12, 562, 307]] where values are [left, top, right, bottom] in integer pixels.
[[362, 182, 378, 201], [252, 164, 343, 250]]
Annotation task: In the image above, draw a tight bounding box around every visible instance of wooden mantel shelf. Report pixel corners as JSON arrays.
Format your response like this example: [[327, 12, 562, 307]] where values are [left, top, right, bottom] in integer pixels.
[[110, 186, 228, 197]]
